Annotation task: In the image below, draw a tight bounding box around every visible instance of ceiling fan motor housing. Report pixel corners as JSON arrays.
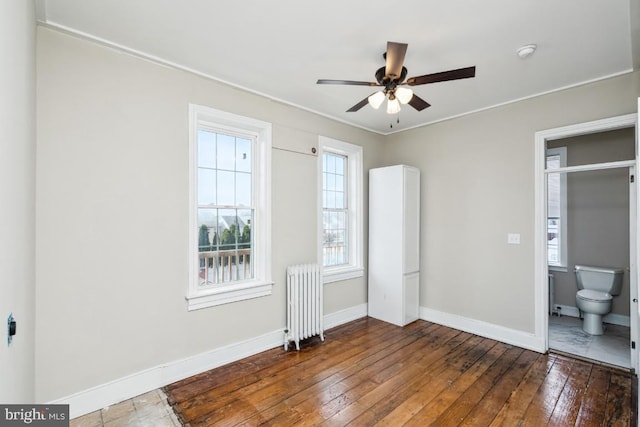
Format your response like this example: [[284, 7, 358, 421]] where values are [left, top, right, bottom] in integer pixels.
[[375, 66, 408, 89]]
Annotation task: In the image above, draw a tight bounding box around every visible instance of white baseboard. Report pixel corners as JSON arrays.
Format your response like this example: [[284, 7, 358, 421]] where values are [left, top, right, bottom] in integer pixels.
[[53, 304, 368, 419], [324, 303, 368, 330], [552, 304, 630, 327], [420, 307, 545, 353]]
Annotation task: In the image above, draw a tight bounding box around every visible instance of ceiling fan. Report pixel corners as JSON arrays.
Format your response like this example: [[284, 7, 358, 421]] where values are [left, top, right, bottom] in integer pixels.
[[317, 41, 476, 114]]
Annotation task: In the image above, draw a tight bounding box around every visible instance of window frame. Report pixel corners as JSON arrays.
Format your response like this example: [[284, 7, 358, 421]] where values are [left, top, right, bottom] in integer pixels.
[[318, 136, 364, 283], [188, 104, 272, 310], [546, 146, 568, 270]]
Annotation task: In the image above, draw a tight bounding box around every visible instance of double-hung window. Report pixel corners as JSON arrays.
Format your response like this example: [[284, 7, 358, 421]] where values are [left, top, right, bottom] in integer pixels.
[[319, 136, 363, 282], [546, 146, 567, 268], [188, 104, 272, 310]]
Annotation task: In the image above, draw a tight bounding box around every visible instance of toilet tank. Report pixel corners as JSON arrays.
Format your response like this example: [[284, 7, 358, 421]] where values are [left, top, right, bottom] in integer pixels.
[[575, 265, 624, 295]]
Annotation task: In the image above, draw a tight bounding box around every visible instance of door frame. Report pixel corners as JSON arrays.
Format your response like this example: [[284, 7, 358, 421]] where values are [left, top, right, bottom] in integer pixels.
[[533, 113, 639, 370]]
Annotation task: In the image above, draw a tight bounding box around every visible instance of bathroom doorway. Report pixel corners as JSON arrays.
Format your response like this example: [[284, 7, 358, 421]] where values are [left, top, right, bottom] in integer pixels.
[[546, 160, 633, 368], [534, 113, 639, 372]]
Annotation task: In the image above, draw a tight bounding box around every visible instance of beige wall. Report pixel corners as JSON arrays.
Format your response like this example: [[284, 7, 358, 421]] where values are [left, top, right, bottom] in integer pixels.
[[0, 1, 36, 403], [548, 129, 634, 317], [383, 71, 640, 334], [33, 22, 640, 405], [35, 27, 383, 402]]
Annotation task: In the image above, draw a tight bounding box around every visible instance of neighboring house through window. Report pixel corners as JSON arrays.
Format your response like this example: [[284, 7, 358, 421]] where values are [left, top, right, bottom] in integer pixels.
[[188, 104, 272, 310], [319, 136, 364, 282], [547, 146, 567, 268]]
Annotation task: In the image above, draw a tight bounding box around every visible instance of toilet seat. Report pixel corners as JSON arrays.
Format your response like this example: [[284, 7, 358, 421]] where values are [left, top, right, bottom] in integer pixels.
[[577, 289, 612, 302]]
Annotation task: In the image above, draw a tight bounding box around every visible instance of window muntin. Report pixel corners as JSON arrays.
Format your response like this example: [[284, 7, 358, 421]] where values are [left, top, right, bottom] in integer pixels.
[[318, 136, 363, 283], [189, 104, 272, 310], [197, 129, 254, 286], [323, 152, 348, 266], [546, 147, 567, 267]]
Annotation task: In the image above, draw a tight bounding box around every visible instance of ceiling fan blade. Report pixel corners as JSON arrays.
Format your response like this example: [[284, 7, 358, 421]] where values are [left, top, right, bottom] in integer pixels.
[[406, 66, 476, 86], [346, 96, 371, 112], [385, 42, 408, 80], [408, 94, 431, 111], [317, 79, 380, 86]]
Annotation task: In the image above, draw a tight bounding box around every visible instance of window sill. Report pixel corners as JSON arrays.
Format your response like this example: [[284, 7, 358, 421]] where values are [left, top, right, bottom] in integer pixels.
[[548, 265, 569, 273], [323, 266, 364, 284], [186, 280, 273, 311]]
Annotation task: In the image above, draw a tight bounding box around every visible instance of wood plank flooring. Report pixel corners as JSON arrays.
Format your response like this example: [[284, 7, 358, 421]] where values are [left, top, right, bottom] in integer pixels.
[[164, 318, 637, 426]]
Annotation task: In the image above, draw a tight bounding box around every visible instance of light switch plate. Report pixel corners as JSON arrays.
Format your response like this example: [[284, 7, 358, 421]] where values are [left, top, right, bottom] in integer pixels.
[[508, 233, 521, 244]]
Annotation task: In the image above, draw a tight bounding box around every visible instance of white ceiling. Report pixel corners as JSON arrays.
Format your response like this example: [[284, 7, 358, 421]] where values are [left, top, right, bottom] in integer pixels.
[[37, 0, 637, 135]]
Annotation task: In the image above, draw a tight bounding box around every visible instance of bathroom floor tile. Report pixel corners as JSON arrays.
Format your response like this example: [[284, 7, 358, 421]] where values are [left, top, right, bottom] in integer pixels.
[[549, 315, 631, 369]]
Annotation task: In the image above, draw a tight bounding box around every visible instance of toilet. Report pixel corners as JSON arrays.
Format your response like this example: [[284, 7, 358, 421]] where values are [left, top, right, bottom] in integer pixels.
[[575, 265, 624, 335]]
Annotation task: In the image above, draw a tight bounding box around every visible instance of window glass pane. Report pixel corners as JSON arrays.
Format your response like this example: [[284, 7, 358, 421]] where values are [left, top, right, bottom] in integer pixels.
[[547, 173, 561, 218], [218, 208, 238, 252], [325, 191, 335, 209], [334, 155, 344, 175], [546, 150, 564, 266], [325, 154, 335, 173], [198, 208, 217, 228], [326, 172, 335, 192], [217, 133, 236, 171], [236, 138, 252, 173], [198, 169, 216, 205], [198, 130, 216, 168], [197, 214, 215, 252], [546, 155, 560, 170], [322, 152, 349, 267], [548, 218, 559, 264], [335, 172, 344, 192], [335, 190, 344, 209], [238, 209, 252, 245], [196, 131, 256, 285], [236, 172, 251, 207], [217, 170, 235, 206]]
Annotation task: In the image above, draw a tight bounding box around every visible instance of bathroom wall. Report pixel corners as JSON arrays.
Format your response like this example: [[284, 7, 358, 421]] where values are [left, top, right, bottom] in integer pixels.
[[548, 128, 635, 318]]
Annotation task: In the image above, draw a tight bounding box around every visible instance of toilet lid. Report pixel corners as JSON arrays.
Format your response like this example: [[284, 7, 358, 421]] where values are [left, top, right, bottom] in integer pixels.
[[577, 289, 612, 302]]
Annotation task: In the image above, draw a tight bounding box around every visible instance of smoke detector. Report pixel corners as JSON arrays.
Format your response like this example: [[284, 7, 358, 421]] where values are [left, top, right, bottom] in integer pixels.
[[517, 44, 537, 59]]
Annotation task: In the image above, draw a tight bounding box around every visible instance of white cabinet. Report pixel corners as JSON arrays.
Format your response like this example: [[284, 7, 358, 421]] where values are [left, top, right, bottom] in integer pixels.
[[368, 165, 420, 326]]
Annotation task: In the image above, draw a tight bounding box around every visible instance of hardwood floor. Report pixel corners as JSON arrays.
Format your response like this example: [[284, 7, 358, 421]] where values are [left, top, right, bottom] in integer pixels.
[[164, 318, 637, 426]]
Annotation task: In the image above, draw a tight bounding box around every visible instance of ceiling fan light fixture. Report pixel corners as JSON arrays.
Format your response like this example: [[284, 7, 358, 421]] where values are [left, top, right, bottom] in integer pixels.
[[368, 91, 386, 109], [395, 87, 414, 104], [387, 97, 401, 114]]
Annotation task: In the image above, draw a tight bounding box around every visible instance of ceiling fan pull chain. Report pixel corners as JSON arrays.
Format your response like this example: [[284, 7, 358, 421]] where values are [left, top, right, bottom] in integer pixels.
[[390, 113, 400, 129]]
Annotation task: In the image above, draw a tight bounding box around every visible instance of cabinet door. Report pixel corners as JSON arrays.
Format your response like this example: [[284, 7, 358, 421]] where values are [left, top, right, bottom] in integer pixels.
[[403, 272, 420, 325], [403, 167, 420, 274]]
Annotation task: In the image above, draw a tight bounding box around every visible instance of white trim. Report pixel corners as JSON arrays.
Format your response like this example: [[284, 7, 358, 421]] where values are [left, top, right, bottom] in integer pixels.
[[36, 21, 383, 136], [552, 304, 631, 327], [54, 304, 368, 419], [188, 104, 272, 310], [420, 307, 544, 353], [546, 159, 637, 175], [54, 328, 284, 419], [534, 113, 638, 360], [323, 267, 364, 284], [324, 303, 368, 330], [35, 22, 633, 137], [391, 70, 634, 136], [318, 136, 364, 281]]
